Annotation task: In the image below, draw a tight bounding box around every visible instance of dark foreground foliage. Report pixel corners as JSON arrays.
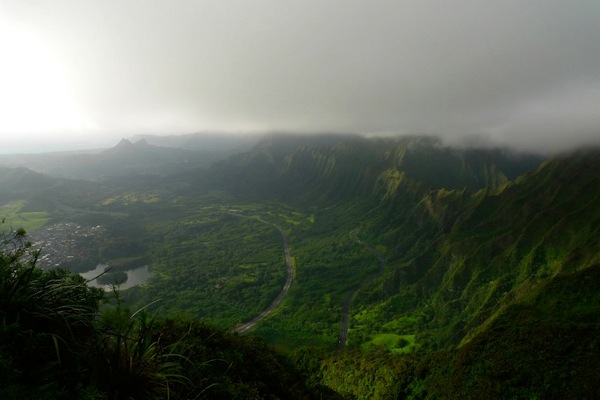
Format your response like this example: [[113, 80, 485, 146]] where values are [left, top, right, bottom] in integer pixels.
[[0, 228, 103, 398], [0, 229, 335, 399], [3, 232, 600, 399]]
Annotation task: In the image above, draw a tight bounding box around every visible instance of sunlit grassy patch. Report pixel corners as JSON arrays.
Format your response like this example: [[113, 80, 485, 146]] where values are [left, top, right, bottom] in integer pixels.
[[101, 192, 160, 206], [382, 316, 419, 331], [101, 196, 119, 206], [361, 333, 418, 353], [1, 200, 50, 231]]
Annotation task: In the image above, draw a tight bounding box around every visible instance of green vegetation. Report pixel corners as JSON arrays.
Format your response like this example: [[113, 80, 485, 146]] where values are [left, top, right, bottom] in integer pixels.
[[360, 333, 417, 354], [0, 200, 50, 231], [0, 229, 336, 399], [120, 201, 296, 327], [1, 135, 599, 398]]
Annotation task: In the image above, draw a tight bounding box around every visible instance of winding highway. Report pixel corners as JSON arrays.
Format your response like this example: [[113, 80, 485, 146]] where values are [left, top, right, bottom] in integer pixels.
[[233, 228, 293, 334]]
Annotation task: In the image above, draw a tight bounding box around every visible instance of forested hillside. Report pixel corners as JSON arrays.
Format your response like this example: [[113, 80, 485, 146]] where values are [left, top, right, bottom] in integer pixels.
[[0, 229, 338, 399], [1, 134, 599, 398]]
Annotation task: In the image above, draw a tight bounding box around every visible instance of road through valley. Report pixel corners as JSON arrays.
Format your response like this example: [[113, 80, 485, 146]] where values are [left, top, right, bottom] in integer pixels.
[[233, 228, 293, 334]]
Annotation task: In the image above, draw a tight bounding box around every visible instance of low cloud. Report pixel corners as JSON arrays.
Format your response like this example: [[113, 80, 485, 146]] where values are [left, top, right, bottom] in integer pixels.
[[0, 0, 599, 153]]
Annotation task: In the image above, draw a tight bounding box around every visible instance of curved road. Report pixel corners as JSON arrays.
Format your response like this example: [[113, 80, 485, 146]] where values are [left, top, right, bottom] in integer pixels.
[[234, 229, 293, 334], [337, 230, 386, 349]]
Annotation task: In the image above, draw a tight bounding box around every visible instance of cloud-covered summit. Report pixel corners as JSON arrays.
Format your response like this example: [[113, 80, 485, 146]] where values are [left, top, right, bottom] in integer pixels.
[[1, 0, 599, 153]]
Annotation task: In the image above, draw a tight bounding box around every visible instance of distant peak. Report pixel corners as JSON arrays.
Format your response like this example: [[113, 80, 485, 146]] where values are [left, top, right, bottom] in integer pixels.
[[116, 138, 133, 148], [101, 138, 135, 155]]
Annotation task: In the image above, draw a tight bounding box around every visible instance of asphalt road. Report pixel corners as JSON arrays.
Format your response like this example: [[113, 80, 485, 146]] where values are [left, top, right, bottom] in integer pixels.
[[233, 229, 293, 334]]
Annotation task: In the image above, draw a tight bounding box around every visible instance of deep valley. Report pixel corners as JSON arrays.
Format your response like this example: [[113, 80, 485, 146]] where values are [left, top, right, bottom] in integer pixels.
[[1, 133, 599, 399]]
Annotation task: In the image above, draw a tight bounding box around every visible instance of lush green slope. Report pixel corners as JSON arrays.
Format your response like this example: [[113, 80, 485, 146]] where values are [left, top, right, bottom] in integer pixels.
[[2, 134, 599, 398], [0, 229, 337, 399], [353, 149, 600, 349], [198, 134, 542, 202], [309, 149, 600, 398], [208, 136, 599, 397]]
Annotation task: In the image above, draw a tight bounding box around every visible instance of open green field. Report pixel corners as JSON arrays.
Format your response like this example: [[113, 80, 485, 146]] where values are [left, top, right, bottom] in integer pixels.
[[0, 200, 50, 231], [360, 333, 417, 354]]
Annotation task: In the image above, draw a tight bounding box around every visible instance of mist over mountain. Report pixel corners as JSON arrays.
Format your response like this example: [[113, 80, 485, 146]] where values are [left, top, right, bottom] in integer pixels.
[[1, 133, 599, 398], [3, 0, 600, 395], [191, 134, 545, 204], [0, 134, 258, 180], [130, 132, 261, 152]]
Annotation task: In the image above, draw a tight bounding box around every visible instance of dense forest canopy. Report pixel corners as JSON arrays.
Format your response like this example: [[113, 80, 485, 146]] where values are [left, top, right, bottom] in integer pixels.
[[1, 134, 599, 399]]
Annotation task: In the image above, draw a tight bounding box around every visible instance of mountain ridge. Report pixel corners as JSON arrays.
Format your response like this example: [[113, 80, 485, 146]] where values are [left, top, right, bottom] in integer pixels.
[[193, 134, 545, 206], [1, 133, 598, 398]]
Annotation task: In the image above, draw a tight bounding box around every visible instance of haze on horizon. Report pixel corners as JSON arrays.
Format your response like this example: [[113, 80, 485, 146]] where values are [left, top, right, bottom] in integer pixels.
[[1, 1, 599, 154]]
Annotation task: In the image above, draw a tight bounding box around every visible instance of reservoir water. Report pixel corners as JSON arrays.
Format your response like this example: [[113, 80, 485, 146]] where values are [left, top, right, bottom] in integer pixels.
[[80, 264, 153, 291]]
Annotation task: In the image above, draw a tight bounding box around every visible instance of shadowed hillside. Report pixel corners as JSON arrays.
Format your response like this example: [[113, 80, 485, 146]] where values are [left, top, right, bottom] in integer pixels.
[[2, 134, 599, 398]]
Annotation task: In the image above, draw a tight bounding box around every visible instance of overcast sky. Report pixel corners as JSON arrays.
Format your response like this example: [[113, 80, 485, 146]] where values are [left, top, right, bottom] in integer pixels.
[[1, 0, 599, 154]]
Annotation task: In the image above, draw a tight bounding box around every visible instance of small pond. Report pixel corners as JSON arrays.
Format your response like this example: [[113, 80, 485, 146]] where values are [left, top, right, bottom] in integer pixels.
[[80, 264, 153, 291]]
